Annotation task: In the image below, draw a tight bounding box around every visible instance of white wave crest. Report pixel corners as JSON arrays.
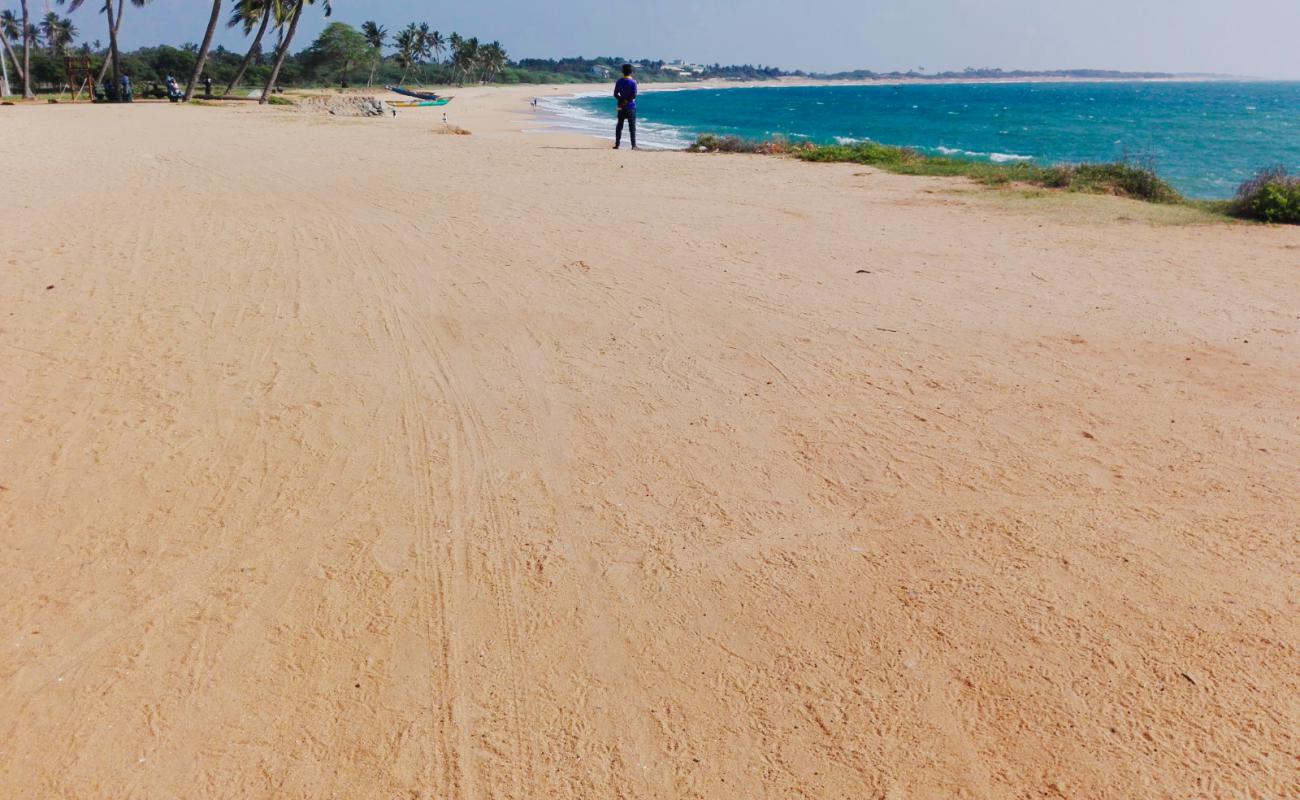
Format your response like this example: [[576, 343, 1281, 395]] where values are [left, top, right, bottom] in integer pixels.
[[936, 145, 1032, 162]]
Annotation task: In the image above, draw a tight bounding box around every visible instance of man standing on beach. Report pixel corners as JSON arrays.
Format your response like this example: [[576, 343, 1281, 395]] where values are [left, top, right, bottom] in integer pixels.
[[614, 64, 637, 150]]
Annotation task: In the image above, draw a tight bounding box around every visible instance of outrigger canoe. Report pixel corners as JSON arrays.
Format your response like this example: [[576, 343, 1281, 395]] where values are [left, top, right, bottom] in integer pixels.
[[390, 97, 453, 108], [387, 86, 442, 101]]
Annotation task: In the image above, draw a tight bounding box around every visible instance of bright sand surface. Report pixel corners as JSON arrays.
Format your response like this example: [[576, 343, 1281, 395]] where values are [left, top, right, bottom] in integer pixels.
[[2, 85, 1298, 799]]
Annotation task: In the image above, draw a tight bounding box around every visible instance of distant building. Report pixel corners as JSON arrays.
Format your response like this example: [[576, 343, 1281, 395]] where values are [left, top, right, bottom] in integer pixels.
[[590, 65, 612, 78]]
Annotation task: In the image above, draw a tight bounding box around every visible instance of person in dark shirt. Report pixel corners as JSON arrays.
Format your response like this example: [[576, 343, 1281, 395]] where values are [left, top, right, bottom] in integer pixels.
[[613, 64, 637, 150]]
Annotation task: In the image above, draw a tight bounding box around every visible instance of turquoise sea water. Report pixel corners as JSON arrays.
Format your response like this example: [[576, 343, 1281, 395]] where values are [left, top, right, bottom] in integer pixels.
[[558, 81, 1300, 199]]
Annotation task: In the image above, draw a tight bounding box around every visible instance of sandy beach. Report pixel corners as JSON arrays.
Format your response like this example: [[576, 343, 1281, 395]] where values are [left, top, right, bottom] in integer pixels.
[[1, 87, 1298, 799]]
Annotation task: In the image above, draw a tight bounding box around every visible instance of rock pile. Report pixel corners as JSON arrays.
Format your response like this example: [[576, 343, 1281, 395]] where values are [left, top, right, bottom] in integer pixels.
[[295, 95, 392, 118]]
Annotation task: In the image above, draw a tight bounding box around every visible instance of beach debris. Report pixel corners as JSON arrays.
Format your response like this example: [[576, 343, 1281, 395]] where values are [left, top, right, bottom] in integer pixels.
[[856, 269, 871, 274], [46, 285, 55, 290], [1081, 431, 1096, 439], [432, 124, 471, 136]]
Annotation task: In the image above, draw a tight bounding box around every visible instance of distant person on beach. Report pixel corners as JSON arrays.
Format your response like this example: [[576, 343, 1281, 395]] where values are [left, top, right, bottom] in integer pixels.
[[203, 75, 213, 98], [613, 64, 637, 150], [119, 73, 133, 102]]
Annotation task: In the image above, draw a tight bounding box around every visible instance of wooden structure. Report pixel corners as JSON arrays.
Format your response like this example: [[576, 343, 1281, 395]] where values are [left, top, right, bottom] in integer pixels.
[[64, 55, 95, 101]]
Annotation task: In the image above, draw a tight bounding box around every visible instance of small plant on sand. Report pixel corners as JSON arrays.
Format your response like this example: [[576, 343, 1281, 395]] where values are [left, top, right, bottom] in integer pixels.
[[693, 134, 812, 156], [266, 94, 295, 106], [1229, 167, 1300, 224], [1049, 163, 1182, 203]]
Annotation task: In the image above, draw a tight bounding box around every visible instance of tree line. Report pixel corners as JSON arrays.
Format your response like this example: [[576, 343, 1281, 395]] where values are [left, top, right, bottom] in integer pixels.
[[1, 0, 812, 102], [0, 1, 514, 101]]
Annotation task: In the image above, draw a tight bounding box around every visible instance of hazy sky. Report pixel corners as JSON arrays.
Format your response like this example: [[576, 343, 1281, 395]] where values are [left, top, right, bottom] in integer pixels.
[[49, 1, 1300, 79]]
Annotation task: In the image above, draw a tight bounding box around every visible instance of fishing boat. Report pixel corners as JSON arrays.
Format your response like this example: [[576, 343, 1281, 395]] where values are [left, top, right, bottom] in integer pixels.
[[386, 86, 443, 101], [389, 97, 453, 108]]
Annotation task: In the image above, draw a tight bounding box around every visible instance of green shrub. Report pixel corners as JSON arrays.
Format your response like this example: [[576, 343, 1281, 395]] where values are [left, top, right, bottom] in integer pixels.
[[693, 134, 810, 155], [267, 95, 296, 106], [1057, 163, 1182, 203], [1229, 167, 1300, 224]]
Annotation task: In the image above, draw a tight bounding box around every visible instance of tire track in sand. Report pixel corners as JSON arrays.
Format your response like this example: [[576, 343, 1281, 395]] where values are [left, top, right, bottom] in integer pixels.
[[334, 223, 470, 799]]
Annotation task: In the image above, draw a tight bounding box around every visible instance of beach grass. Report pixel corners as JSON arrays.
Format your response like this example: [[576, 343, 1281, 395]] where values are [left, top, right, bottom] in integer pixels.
[[693, 135, 1300, 225], [692, 135, 1184, 204]]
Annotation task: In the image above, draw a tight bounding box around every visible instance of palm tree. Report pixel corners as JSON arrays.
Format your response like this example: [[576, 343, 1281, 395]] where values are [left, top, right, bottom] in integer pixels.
[[93, 1, 124, 85], [0, 29, 8, 97], [360, 20, 385, 87], [259, 0, 330, 104], [39, 13, 58, 52], [12, 1, 33, 99], [182, 1, 223, 100], [448, 32, 462, 65], [60, 0, 152, 92], [451, 36, 478, 86], [481, 41, 507, 83], [0, 9, 29, 98], [40, 12, 77, 55], [393, 23, 417, 85], [427, 29, 445, 65], [223, 0, 282, 96]]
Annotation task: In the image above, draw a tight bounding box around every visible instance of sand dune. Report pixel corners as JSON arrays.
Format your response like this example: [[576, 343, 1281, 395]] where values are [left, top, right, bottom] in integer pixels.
[[1, 89, 1297, 799]]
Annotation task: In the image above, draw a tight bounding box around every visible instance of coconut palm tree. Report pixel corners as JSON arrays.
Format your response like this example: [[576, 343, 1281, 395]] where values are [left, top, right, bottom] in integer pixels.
[[59, 0, 152, 92], [183, 0, 222, 100], [0, 9, 30, 97], [360, 20, 385, 87], [426, 29, 445, 65], [93, 2, 123, 85], [481, 41, 507, 83], [393, 23, 417, 85], [8, 1, 33, 98], [224, 0, 283, 96], [40, 12, 77, 55], [0, 31, 8, 97], [259, 0, 330, 104], [451, 36, 478, 86]]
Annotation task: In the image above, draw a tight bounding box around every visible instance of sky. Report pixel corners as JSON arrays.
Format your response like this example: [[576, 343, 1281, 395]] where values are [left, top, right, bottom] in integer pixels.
[[39, 1, 1300, 79]]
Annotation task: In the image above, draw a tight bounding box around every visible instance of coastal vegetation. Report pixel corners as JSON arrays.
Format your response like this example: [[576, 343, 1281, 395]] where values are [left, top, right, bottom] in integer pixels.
[[1229, 167, 1300, 224], [0, 3, 513, 96], [692, 135, 1298, 224], [0, 0, 774, 96]]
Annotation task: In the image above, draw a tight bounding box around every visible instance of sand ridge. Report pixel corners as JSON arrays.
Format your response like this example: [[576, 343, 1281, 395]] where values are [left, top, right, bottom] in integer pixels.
[[1, 92, 1297, 798]]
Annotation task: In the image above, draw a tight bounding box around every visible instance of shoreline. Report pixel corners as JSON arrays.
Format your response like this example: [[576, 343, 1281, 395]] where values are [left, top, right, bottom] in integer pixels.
[[512, 78, 1298, 200]]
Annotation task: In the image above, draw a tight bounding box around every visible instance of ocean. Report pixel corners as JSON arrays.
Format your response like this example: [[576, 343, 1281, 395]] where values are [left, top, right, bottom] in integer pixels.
[[546, 81, 1300, 199]]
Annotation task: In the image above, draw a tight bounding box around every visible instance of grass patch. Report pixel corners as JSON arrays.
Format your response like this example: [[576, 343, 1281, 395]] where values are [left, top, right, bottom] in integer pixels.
[[693, 134, 1300, 225], [693, 135, 1182, 204], [266, 95, 295, 106], [1228, 167, 1300, 224]]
